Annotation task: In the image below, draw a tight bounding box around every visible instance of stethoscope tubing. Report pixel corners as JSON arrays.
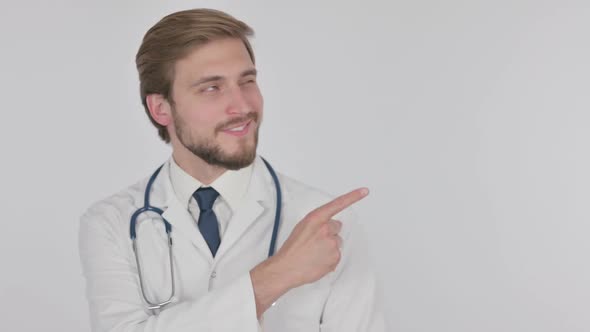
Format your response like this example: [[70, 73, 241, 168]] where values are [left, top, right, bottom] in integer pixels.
[[129, 158, 282, 310]]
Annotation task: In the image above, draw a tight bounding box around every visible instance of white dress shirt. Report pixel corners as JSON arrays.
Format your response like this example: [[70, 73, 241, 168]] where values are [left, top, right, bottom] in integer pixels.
[[169, 157, 253, 239]]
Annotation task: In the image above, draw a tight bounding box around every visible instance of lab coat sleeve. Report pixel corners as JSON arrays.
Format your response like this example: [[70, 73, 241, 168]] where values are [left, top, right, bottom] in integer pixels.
[[319, 211, 388, 332], [79, 202, 260, 332]]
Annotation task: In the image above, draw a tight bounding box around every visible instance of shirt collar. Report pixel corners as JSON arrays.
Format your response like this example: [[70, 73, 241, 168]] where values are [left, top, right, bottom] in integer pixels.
[[169, 157, 254, 212]]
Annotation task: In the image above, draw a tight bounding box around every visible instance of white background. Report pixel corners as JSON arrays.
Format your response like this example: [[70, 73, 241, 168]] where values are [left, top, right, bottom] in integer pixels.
[[1, 0, 589, 331]]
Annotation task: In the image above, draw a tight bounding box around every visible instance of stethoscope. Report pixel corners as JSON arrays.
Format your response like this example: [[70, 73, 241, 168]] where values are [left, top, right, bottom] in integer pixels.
[[129, 158, 282, 310]]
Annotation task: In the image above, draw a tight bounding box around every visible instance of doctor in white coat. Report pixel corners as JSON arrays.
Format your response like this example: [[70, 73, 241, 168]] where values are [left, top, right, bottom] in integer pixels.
[[79, 8, 386, 332]]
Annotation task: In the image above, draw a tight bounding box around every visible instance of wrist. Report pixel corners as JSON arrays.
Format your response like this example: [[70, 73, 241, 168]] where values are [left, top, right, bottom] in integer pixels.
[[250, 256, 296, 318], [252, 255, 295, 294]]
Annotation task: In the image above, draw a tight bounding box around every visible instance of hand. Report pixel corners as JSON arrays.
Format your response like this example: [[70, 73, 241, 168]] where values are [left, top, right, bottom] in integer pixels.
[[273, 187, 369, 287], [250, 187, 369, 318]]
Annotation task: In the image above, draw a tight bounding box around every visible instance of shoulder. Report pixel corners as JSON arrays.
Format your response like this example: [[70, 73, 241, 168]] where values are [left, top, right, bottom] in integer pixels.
[[79, 175, 150, 236]]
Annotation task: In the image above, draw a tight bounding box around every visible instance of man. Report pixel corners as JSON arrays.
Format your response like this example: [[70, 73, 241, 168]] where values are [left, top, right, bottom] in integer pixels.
[[79, 8, 385, 332]]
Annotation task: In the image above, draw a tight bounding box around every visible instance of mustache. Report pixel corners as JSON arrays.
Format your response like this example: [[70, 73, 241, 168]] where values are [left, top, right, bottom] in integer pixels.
[[216, 112, 259, 132]]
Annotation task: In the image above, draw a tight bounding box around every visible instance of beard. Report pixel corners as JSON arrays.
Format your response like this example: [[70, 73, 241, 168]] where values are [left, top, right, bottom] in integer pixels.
[[172, 109, 260, 170]]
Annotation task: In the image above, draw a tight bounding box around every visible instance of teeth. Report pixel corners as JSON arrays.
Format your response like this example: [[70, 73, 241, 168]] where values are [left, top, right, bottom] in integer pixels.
[[228, 123, 247, 131]]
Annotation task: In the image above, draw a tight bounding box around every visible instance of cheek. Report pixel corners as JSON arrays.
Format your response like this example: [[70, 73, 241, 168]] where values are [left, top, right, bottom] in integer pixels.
[[246, 87, 264, 112], [178, 98, 220, 126]]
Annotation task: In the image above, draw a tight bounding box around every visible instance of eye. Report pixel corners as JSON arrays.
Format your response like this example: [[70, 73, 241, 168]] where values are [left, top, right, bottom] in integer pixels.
[[241, 78, 257, 86], [202, 85, 219, 93]]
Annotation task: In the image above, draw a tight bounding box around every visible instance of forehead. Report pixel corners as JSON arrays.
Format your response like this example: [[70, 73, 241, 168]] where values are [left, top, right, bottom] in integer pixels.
[[174, 38, 255, 82]]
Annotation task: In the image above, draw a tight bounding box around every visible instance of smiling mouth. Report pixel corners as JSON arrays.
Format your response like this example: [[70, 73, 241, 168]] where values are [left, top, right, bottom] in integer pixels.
[[221, 120, 252, 136], [225, 121, 250, 132]]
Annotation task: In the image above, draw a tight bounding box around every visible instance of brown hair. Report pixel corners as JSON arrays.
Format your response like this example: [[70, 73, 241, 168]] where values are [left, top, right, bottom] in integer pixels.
[[135, 9, 255, 142]]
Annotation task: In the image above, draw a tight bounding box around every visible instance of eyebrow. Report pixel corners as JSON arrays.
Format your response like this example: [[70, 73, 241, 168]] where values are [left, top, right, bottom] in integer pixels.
[[190, 68, 258, 87], [241, 68, 258, 77]]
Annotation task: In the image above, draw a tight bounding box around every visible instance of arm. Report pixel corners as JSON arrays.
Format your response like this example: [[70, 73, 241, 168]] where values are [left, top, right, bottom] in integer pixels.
[[79, 189, 368, 331]]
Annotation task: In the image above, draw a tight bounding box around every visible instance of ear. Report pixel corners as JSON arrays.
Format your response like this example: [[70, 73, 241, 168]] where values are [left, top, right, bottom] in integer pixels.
[[146, 94, 172, 126]]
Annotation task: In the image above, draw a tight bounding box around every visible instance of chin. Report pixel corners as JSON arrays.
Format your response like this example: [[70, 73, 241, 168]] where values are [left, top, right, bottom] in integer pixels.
[[215, 144, 257, 169], [218, 152, 257, 170]]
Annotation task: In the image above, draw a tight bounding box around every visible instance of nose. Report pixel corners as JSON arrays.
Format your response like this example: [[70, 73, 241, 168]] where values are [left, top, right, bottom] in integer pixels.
[[226, 85, 250, 115]]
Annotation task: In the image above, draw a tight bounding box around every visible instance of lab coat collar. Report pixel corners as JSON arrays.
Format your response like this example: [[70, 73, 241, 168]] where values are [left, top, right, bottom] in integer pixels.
[[154, 156, 274, 262], [168, 157, 254, 213]]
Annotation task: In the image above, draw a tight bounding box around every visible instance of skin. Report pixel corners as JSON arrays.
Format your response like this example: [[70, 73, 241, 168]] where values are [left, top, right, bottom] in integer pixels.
[[146, 37, 369, 319], [147, 38, 263, 184]]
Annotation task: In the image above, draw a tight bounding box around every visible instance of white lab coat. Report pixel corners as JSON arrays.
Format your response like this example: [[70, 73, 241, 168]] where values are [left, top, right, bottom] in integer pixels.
[[79, 156, 386, 332]]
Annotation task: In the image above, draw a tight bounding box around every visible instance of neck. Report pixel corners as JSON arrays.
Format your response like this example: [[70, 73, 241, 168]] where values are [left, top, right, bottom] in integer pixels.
[[172, 149, 226, 186]]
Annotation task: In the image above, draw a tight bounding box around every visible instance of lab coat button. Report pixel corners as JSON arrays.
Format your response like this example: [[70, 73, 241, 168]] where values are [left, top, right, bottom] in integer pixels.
[[211, 271, 217, 279]]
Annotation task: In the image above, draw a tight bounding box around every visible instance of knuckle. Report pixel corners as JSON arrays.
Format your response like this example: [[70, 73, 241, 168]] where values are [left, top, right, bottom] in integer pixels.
[[326, 221, 334, 233], [330, 237, 340, 249], [320, 224, 331, 237], [300, 217, 312, 227], [305, 211, 317, 220], [308, 210, 324, 221]]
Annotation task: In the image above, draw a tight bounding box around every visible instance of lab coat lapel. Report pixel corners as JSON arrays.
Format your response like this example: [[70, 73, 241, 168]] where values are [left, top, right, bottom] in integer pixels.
[[150, 157, 277, 262], [162, 195, 215, 261], [153, 162, 215, 262], [215, 157, 273, 260]]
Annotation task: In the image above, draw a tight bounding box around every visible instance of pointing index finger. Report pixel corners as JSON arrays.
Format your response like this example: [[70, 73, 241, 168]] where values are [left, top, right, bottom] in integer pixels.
[[314, 188, 369, 220]]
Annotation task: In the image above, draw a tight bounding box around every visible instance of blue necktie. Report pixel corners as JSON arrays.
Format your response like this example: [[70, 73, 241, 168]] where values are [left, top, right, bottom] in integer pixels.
[[193, 187, 221, 257]]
